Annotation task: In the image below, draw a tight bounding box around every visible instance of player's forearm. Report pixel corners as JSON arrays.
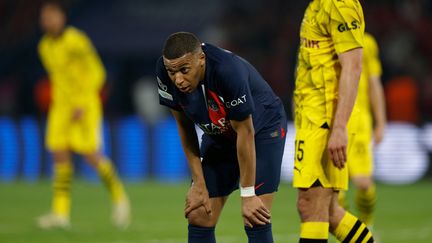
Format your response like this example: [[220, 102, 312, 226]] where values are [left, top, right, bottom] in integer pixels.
[[231, 117, 256, 187], [333, 48, 363, 128], [171, 110, 204, 183], [237, 130, 256, 187], [81, 54, 106, 92], [368, 76, 387, 129], [179, 128, 203, 183]]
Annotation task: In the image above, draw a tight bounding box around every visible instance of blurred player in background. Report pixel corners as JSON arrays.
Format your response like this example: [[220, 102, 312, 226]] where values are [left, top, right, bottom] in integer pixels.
[[156, 32, 287, 243], [293, 0, 375, 242], [37, 1, 130, 229], [339, 32, 387, 229]]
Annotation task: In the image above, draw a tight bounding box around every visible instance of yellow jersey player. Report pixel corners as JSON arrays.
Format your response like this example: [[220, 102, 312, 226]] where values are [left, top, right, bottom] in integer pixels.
[[37, 1, 130, 229], [340, 33, 386, 229], [293, 0, 375, 242]]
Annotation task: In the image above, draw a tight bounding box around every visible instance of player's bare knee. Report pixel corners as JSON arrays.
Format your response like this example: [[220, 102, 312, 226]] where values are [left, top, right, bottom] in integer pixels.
[[53, 150, 71, 162], [297, 195, 318, 220], [298, 189, 332, 221], [187, 207, 215, 227], [83, 153, 103, 168], [353, 176, 373, 190]]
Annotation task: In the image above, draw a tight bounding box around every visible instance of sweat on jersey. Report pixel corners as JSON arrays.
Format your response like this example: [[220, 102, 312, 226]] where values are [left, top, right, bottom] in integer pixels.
[[155, 43, 285, 150]]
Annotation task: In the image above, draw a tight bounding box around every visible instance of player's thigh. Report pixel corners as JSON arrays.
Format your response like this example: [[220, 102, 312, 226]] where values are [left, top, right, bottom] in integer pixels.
[[187, 196, 228, 227], [293, 121, 349, 190], [297, 186, 333, 221], [201, 145, 239, 198], [258, 193, 276, 211], [292, 124, 329, 188], [70, 107, 102, 154], [255, 133, 286, 197], [46, 107, 70, 151]]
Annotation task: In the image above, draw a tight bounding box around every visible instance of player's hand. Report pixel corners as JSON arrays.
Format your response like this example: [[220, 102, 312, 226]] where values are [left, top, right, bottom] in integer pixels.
[[71, 108, 84, 121], [328, 126, 348, 169], [373, 125, 385, 145], [241, 196, 271, 227], [184, 182, 212, 218]]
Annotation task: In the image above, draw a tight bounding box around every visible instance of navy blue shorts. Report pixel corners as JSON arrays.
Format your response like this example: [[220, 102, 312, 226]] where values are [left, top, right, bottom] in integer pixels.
[[201, 122, 287, 198]]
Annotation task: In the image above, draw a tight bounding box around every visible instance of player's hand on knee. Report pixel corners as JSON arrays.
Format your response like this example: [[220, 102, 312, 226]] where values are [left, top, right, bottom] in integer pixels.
[[184, 182, 212, 218], [241, 196, 271, 227]]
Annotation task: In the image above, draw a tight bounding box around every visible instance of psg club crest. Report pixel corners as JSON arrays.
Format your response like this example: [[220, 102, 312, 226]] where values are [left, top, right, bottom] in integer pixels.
[[207, 98, 219, 111]]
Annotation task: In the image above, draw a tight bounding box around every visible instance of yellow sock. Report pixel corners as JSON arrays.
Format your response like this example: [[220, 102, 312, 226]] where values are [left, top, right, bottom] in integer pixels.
[[356, 184, 376, 226], [97, 158, 126, 203], [52, 161, 73, 218], [334, 212, 374, 243], [300, 222, 329, 242]]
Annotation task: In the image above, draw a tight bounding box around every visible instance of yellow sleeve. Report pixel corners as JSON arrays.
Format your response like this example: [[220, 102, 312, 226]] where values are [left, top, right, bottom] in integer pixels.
[[364, 33, 382, 77], [38, 37, 52, 75], [328, 0, 365, 54], [67, 30, 106, 106]]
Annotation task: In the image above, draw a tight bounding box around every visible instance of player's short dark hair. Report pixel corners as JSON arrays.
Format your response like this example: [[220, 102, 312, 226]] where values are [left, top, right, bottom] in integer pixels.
[[41, 0, 67, 14], [163, 32, 202, 59]]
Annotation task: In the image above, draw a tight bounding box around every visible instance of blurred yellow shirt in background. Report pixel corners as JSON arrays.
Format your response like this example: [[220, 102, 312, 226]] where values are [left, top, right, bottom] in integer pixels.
[[38, 26, 105, 108], [38, 26, 106, 153]]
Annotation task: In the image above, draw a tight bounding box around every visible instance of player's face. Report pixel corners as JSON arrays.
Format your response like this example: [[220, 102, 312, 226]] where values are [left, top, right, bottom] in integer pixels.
[[40, 4, 66, 37], [163, 52, 205, 93]]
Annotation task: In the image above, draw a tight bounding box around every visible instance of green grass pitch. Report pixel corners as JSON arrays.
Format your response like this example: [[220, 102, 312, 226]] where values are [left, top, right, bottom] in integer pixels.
[[1, 180, 431, 242]]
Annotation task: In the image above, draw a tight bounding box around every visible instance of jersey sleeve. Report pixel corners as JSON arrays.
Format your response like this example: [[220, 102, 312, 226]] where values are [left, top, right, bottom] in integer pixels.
[[329, 0, 365, 54], [364, 34, 382, 77], [38, 38, 51, 74], [155, 57, 182, 111], [216, 58, 255, 121], [67, 29, 106, 106]]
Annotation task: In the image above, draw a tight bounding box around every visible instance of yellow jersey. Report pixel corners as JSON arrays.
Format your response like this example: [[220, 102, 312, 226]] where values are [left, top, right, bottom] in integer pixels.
[[294, 0, 365, 128], [38, 26, 106, 109]]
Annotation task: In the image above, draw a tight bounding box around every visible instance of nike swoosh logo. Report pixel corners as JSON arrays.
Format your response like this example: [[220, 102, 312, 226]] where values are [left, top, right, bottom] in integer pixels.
[[255, 182, 265, 190]]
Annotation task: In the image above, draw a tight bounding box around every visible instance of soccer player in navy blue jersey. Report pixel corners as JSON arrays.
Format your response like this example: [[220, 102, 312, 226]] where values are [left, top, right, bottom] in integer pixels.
[[156, 32, 287, 243]]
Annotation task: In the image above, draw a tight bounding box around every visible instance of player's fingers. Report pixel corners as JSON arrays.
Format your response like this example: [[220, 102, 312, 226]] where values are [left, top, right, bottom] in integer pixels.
[[184, 205, 192, 218], [244, 218, 253, 228], [254, 211, 271, 224], [260, 205, 270, 214], [250, 214, 267, 225], [203, 201, 212, 216], [257, 207, 271, 219], [330, 148, 340, 167], [341, 147, 347, 163], [184, 202, 201, 218]]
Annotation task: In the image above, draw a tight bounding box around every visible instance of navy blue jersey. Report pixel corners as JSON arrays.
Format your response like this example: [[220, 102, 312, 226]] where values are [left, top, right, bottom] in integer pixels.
[[156, 43, 284, 146]]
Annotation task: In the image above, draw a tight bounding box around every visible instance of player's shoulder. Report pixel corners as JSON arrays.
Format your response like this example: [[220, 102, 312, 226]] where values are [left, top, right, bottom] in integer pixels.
[[155, 56, 166, 73], [203, 43, 239, 74], [155, 56, 173, 84], [330, 0, 362, 9], [320, 0, 363, 17], [363, 32, 380, 56], [364, 33, 378, 47], [63, 26, 90, 42], [203, 43, 233, 62], [38, 34, 49, 48]]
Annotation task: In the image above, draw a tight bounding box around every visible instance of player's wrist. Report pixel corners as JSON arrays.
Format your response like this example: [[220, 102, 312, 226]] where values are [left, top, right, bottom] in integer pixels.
[[240, 186, 256, 197]]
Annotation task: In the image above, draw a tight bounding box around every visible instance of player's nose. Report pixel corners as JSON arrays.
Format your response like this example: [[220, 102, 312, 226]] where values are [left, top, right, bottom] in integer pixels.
[[174, 73, 184, 85]]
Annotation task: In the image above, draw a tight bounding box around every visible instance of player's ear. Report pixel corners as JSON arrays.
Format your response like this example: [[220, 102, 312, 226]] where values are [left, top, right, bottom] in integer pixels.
[[198, 52, 205, 66]]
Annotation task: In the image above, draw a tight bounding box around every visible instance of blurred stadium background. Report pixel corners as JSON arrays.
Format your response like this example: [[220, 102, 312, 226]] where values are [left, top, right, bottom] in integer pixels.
[[1, 0, 432, 242]]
